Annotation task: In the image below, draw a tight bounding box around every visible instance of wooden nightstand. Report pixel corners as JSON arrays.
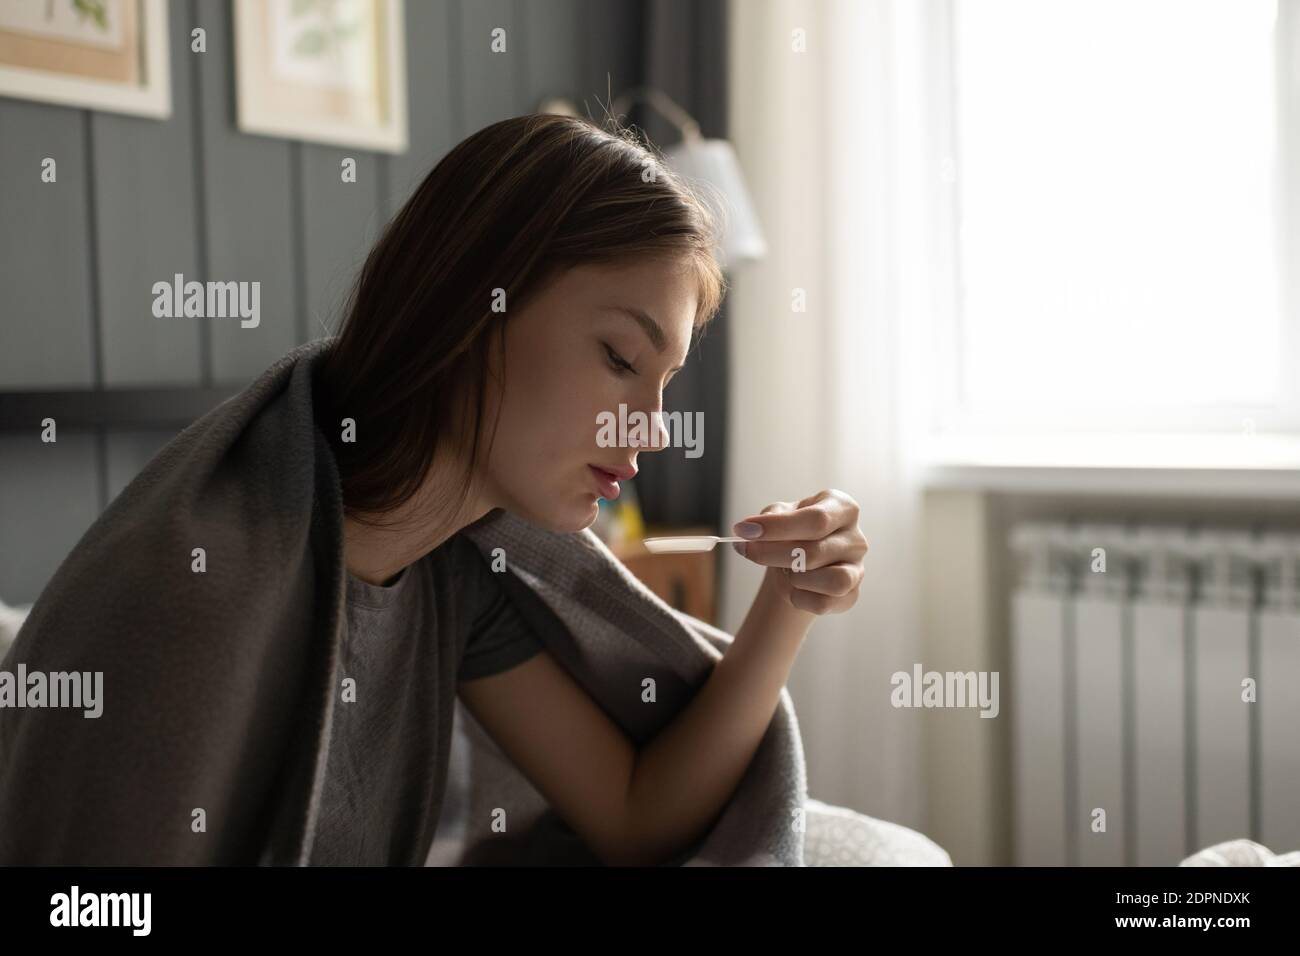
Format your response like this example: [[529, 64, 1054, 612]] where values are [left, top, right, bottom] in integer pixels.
[[608, 525, 718, 625]]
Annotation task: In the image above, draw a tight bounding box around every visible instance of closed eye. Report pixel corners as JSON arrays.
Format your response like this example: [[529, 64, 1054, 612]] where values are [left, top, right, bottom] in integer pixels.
[[603, 341, 684, 386], [603, 343, 636, 375]]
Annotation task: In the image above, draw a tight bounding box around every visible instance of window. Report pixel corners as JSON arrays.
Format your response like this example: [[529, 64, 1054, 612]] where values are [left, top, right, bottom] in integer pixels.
[[944, 0, 1292, 434]]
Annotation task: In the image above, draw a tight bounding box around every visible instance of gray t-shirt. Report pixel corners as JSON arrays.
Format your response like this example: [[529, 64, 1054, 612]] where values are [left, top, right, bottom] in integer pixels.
[[308, 531, 545, 865]]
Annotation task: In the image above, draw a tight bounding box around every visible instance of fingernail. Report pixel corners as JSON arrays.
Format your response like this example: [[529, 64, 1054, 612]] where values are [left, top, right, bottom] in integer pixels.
[[732, 541, 747, 556], [735, 521, 763, 539]]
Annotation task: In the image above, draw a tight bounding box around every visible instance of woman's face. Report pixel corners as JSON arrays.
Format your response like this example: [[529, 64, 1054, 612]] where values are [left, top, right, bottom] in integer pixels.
[[477, 257, 699, 534]]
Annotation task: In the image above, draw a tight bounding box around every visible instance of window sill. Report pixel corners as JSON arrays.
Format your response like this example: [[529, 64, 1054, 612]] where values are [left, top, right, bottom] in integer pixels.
[[918, 432, 1300, 498]]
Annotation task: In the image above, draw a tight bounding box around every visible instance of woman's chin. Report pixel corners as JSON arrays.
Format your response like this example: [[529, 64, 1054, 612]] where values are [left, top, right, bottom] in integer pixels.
[[566, 495, 603, 534], [511, 493, 601, 536]]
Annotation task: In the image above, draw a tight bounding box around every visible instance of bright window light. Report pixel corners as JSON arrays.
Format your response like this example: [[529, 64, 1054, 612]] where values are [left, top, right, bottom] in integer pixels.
[[952, 0, 1282, 414]]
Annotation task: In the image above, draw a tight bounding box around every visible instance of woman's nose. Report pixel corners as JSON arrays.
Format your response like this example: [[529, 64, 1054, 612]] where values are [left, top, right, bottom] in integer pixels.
[[628, 402, 671, 452]]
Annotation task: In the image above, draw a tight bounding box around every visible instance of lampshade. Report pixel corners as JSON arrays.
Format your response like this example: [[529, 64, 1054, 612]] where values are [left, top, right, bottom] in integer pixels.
[[538, 90, 767, 269], [663, 134, 767, 270]]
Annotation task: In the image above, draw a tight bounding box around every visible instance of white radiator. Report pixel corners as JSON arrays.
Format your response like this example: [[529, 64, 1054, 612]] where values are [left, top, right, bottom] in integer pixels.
[[1009, 521, 1300, 866]]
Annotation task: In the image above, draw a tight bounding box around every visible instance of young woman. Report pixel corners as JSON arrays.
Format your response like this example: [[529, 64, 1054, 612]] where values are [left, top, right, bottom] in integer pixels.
[[303, 112, 869, 867]]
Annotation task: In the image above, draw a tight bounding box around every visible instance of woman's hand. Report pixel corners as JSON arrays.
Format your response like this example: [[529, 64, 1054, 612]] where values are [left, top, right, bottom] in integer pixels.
[[731, 488, 868, 616]]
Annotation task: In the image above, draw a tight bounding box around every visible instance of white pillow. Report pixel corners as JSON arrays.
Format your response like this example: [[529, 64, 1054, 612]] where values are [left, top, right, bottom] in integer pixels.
[[1180, 839, 1300, 867], [804, 798, 954, 866]]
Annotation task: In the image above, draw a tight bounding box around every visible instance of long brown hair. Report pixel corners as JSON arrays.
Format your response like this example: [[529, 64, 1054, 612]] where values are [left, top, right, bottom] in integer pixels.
[[313, 112, 727, 532]]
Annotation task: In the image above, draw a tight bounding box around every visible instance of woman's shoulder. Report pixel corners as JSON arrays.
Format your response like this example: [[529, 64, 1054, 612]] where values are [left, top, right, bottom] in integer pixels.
[[427, 530, 505, 605]]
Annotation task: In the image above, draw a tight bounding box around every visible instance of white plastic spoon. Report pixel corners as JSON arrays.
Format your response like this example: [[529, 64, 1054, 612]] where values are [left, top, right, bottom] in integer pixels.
[[642, 535, 750, 554]]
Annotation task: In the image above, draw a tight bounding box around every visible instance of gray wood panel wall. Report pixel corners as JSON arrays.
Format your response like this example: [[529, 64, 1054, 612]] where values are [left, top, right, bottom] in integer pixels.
[[0, 0, 645, 606]]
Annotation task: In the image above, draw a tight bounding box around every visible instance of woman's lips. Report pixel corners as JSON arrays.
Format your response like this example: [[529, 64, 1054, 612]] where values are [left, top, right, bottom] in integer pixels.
[[588, 465, 621, 500]]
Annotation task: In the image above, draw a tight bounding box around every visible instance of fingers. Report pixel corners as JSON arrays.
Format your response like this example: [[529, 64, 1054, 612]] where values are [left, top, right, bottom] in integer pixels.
[[734, 489, 857, 543], [733, 490, 867, 617], [734, 528, 864, 570], [778, 561, 863, 597], [788, 583, 859, 615]]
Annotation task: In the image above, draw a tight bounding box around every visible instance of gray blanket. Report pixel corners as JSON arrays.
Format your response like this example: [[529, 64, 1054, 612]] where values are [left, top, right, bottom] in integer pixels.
[[0, 338, 807, 866]]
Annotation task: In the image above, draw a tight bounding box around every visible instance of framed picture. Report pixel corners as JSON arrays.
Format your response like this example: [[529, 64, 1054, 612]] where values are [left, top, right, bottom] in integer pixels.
[[233, 0, 407, 154], [0, 0, 171, 118]]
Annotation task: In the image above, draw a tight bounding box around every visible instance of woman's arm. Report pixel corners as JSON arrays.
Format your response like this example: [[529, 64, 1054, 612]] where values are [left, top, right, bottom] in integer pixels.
[[457, 574, 811, 867], [617, 565, 815, 864], [459, 489, 866, 866], [620, 490, 866, 864]]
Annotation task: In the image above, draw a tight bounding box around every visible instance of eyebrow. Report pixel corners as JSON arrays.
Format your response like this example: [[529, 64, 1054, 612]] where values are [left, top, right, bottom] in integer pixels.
[[599, 305, 687, 372]]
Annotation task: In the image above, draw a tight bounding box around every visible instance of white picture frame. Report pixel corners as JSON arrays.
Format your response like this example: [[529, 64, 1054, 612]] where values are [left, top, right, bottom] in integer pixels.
[[233, 0, 407, 154], [0, 0, 171, 118]]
